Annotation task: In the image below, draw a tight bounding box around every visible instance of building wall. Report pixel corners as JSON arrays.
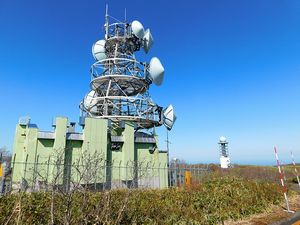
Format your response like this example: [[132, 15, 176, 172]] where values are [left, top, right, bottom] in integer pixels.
[[11, 117, 168, 189]]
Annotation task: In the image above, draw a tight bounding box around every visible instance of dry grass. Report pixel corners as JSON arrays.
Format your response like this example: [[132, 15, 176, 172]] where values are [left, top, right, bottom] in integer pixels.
[[207, 164, 300, 193], [224, 193, 300, 225], [208, 164, 300, 224]]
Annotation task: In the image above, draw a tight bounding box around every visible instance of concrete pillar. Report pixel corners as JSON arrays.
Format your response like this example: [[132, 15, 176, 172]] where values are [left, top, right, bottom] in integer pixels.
[[11, 124, 27, 183], [51, 117, 68, 187], [159, 152, 168, 188], [122, 122, 135, 180], [81, 118, 108, 184], [11, 122, 38, 185], [53, 117, 68, 151], [82, 118, 108, 158], [23, 126, 38, 185]]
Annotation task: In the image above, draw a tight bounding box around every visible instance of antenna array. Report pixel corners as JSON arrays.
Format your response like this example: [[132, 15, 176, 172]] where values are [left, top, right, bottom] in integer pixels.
[[80, 8, 176, 130]]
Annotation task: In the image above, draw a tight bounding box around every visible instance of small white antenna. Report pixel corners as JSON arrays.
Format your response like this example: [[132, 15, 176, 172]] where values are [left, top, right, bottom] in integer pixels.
[[124, 8, 127, 22], [105, 4, 109, 39], [105, 4, 108, 19]]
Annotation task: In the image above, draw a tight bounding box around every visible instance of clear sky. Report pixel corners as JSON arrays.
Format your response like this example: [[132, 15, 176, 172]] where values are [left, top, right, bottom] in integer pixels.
[[0, 0, 300, 165]]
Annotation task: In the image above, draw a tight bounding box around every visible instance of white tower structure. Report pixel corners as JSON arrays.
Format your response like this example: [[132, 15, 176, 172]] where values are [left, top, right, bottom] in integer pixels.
[[79, 6, 176, 132], [218, 136, 231, 169]]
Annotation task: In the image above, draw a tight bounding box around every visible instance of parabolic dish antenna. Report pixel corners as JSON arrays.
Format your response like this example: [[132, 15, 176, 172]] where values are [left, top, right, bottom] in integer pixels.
[[83, 90, 98, 113], [143, 29, 154, 53], [219, 136, 227, 143], [131, 20, 145, 39], [163, 105, 176, 130], [148, 57, 164, 86], [92, 40, 106, 61]]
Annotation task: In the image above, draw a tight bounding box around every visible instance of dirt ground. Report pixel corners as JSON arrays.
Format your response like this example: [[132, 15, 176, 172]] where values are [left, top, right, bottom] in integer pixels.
[[224, 194, 300, 225]]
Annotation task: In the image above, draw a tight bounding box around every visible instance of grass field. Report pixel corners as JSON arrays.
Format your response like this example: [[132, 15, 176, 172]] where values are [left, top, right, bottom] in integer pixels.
[[208, 164, 300, 191]]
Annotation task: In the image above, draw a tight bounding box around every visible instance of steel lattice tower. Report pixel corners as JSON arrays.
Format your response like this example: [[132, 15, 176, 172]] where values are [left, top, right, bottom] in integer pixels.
[[80, 7, 176, 131]]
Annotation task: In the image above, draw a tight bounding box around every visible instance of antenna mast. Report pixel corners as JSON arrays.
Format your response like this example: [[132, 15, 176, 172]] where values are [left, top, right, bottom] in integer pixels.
[[124, 8, 127, 22], [80, 8, 176, 131], [105, 4, 109, 39]]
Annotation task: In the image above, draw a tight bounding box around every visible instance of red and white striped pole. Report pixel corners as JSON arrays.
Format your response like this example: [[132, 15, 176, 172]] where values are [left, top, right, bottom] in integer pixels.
[[274, 147, 293, 213], [281, 161, 287, 183], [290, 151, 300, 189]]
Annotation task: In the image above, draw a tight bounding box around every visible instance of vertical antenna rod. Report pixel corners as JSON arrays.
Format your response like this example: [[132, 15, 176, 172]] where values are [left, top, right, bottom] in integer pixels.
[[124, 8, 127, 22], [165, 131, 172, 164], [105, 4, 109, 39]]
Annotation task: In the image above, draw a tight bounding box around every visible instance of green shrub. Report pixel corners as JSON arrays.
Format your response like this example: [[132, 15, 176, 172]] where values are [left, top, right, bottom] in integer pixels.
[[0, 177, 282, 225]]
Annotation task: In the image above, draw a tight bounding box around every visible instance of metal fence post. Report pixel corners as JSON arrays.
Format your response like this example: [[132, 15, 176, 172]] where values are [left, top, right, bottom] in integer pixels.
[[22, 154, 29, 191], [192, 164, 195, 184], [118, 161, 122, 188], [0, 162, 6, 194], [46, 156, 50, 191], [174, 161, 177, 187], [198, 164, 201, 183], [164, 163, 167, 188], [158, 162, 161, 188], [178, 163, 182, 187], [152, 162, 155, 188], [32, 155, 39, 191], [145, 162, 150, 188], [126, 161, 129, 188], [102, 160, 106, 191]]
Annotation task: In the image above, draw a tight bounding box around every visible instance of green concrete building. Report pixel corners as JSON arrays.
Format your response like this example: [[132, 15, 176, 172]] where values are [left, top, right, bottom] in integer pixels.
[[11, 117, 168, 190]]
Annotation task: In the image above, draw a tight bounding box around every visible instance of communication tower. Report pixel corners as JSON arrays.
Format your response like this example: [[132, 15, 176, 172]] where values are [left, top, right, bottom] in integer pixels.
[[80, 6, 176, 132], [218, 136, 231, 168]]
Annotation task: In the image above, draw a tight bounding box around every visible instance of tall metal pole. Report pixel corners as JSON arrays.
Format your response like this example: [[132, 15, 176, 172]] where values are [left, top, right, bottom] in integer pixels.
[[105, 4, 109, 40], [124, 8, 127, 22], [274, 147, 294, 213], [166, 131, 170, 166], [281, 160, 287, 183], [0, 152, 2, 192], [291, 151, 300, 189], [165, 130, 172, 187], [0, 160, 5, 194]]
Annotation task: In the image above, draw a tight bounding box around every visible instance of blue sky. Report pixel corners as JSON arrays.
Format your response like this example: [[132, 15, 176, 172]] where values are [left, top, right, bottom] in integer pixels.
[[0, 0, 300, 165]]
